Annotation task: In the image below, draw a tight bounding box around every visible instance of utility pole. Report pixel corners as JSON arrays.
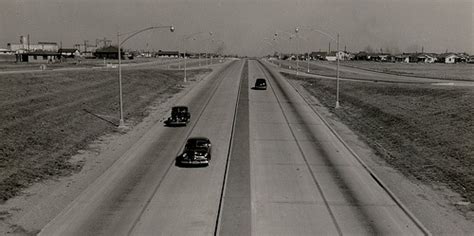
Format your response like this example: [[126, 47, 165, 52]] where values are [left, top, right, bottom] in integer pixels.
[[336, 33, 340, 109], [84, 40, 88, 53]]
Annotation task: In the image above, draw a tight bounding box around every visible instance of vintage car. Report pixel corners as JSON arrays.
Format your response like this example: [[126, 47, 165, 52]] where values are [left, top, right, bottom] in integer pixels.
[[164, 106, 191, 126], [254, 78, 267, 90], [176, 137, 212, 166]]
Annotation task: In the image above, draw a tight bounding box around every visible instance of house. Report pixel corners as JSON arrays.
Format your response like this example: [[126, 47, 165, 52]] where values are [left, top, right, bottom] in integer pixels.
[[456, 53, 470, 63], [94, 46, 124, 59], [16, 50, 60, 63], [325, 52, 337, 61], [0, 48, 15, 55], [438, 53, 459, 64], [310, 51, 327, 60], [59, 48, 81, 58], [369, 53, 391, 62], [354, 51, 369, 60], [416, 53, 437, 63], [468, 55, 474, 64], [155, 50, 179, 58], [0, 48, 15, 62], [394, 54, 410, 63]]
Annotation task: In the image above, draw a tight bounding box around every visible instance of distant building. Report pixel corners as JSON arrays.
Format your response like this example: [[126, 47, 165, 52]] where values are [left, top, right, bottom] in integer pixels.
[[8, 37, 59, 53], [59, 48, 81, 58], [394, 54, 410, 63], [325, 52, 337, 61], [468, 56, 474, 64], [438, 53, 459, 64], [94, 46, 124, 59], [310, 51, 327, 60], [354, 51, 369, 60], [155, 50, 180, 58], [416, 53, 437, 63], [16, 50, 60, 63], [0, 48, 16, 62]]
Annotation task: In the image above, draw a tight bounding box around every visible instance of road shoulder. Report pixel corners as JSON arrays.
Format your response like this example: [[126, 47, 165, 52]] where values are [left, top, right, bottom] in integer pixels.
[[286, 78, 474, 234]]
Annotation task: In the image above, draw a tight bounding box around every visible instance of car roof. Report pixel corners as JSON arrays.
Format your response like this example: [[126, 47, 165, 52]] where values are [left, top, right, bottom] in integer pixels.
[[187, 137, 210, 142], [172, 106, 188, 109]]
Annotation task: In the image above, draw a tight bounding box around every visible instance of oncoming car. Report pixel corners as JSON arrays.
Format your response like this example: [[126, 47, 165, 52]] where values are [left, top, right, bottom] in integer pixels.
[[176, 137, 212, 166], [254, 78, 267, 90]]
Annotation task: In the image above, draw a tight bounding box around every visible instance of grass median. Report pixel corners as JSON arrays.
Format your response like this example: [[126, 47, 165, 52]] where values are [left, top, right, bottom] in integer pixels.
[[0, 67, 210, 202], [284, 72, 474, 208]]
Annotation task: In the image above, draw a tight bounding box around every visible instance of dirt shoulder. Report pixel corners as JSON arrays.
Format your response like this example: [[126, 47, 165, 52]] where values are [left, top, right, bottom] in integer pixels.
[[0, 63, 221, 235], [284, 73, 474, 234]]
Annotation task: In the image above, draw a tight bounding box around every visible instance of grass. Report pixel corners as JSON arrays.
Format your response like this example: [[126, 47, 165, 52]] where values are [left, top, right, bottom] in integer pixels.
[[0, 58, 176, 71], [284, 72, 474, 205], [0, 67, 210, 202], [340, 61, 474, 81]]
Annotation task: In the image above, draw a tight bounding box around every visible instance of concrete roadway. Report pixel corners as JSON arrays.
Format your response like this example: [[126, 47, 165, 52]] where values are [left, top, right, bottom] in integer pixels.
[[39, 58, 428, 235], [221, 60, 426, 235], [39, 59, 244, 235]]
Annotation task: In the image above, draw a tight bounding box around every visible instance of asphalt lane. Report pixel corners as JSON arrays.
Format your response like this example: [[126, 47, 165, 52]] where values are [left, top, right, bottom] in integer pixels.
[[39, 60, 242, 235]]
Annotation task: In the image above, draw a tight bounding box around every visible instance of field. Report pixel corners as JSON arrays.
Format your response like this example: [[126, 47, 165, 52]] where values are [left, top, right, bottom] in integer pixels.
[[284, 72, 474, 209], [0, 67, 210, 201], [0, 58, 178, 72], [340, 61, 474, 81]]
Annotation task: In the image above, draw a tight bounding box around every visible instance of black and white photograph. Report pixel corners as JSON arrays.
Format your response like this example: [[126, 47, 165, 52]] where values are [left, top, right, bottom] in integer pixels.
[[0, 0, 473, 235]]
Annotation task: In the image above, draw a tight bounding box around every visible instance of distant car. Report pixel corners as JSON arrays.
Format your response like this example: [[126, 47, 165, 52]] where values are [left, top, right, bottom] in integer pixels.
[[164, 106, 191, 126], [176, 137, 212, 166], [254, 78, 267, 90]]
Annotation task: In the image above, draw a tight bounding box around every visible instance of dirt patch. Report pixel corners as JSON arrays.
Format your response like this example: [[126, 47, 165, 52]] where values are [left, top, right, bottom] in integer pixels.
[[0, 67, 210, 202], [284, 72, 474, 214]]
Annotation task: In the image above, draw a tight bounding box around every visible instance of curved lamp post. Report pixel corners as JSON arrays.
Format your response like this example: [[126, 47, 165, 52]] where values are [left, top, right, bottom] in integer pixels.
[[182, 31, 212, 82], [298, 27, 341, 108], [274, 27, 300, 75], [210, 38, 225, 64], [117, 25, 175, 127]]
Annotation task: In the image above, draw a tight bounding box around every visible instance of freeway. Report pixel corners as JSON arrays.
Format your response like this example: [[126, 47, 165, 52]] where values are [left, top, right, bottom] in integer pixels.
[[39, 59, 429, 235]]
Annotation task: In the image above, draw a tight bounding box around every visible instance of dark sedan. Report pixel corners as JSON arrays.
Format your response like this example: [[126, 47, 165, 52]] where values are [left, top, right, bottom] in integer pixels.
[[176, 137, 212, 166], [254, 78, 267, 90]]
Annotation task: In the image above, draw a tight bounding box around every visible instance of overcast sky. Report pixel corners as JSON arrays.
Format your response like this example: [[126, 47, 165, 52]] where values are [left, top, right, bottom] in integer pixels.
[[0, 0, 472, 56]]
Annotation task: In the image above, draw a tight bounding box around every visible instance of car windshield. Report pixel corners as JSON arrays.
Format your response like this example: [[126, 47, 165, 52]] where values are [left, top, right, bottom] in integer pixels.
[[186, 139, 208, 149], [256, 79, 266, 85]]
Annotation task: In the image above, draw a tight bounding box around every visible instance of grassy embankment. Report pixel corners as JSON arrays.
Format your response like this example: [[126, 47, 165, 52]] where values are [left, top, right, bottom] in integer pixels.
[[284, 72, 474, 207], [340, 61, 474, 81], [0, 58, 176, 71], [274, 60, 474, 82], [0, 67, 210, 201]]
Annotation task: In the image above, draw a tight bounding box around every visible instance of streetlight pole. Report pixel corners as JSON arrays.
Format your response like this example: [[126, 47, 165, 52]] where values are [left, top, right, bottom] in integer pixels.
[[117, 25, 175, 127], [296, 27, 341, 108], [182, 31, 212, 83], [307, 51, 310, 73], [295, 27, 299, 76], [335, 33, 340, 108], [274, 28, 299, 74]]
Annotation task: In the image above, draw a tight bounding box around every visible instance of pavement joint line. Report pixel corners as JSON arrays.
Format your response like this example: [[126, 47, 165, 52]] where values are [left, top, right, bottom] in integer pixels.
[[257, 200, 399, 207], [125, 61, 238, 236], [257, 60, 344, 236], [267, 60, 432, 236]]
